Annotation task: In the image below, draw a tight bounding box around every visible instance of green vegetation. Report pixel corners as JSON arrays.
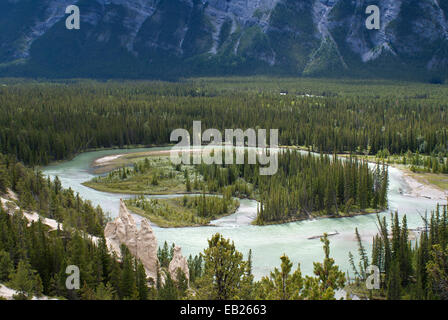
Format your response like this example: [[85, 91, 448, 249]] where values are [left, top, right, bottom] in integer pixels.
[[0, 77, 447, 300], [254, 151, 388, 224], [1, 78, 447, 166], [349, 205, 448, 300], [255, 235, 346, 300], [191, 233, 346, 300], [195, 150, 388, 224], [0, 169, 347, 300], [85, 156, 199, 195], [8, 260, 43, 300], [87, 151, 255, 199], [408, 173, 448, 191], [0, 153, 106, 236], [351, 149, 448, 192], [2, 152, 448, 300], [371, 149, 448, 175], [125, 193, 240, 227], [0, 206, 151, 300], [87, 150, 388, 225]]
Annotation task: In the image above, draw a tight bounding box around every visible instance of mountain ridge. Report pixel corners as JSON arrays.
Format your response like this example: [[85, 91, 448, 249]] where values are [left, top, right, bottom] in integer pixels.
[[1, 0, 447, 81]]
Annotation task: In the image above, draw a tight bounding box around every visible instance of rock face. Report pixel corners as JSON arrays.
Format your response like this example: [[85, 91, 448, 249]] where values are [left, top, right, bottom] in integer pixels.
[[136, 218, 159, 281], [168, 246, 190, 284], [1, 0, 448, 79], [104, 199, 159, 281]]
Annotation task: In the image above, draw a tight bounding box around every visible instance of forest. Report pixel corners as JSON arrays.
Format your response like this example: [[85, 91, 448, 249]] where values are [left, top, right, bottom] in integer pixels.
[[349, 205, 448, 300], [0, 153, 106, 236], [0, 77, 447, 300], [0, 78, 447, 166], [0, 151, 346, 300], [87, 150, 388, 224], [196, 150, 389, 223], [255, 152, 388, 223]]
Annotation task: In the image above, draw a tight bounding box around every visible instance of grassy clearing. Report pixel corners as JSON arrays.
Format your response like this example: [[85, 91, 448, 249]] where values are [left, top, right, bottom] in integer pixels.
[[402, 170, 448, 191], [91, 149, 175, 174], [125, 195, 240, 227], [85, 155, 202, 195]]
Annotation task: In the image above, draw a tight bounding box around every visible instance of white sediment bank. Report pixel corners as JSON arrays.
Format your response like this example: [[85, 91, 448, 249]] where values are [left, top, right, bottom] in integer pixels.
[[93, 154, 123, 166], [402, 172, 447, 201], [0, 284, 56, 300]]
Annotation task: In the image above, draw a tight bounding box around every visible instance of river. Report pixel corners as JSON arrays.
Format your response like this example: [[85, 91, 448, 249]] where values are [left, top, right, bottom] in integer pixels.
[[42, 147, 444, 279]]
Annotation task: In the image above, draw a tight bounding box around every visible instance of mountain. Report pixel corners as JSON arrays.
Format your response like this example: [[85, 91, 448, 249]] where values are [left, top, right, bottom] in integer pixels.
[[0, 0, 447, 80]]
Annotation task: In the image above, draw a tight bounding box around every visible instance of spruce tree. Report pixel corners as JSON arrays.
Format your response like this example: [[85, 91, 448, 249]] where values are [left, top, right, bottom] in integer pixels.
[[386, 261, 402, 300]]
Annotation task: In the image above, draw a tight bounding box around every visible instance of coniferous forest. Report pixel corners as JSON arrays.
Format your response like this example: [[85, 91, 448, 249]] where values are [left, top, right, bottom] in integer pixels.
[[3, 0, 448, 311], [0, 79, 447, 166], [0, 78, 447, 302], [195, 151, 388, 223], [0, 151, 347, 300], [349, 206, 448, 300]]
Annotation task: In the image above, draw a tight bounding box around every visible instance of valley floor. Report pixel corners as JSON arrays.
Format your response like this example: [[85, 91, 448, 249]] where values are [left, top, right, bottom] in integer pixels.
[[84, 148, 391, 226]]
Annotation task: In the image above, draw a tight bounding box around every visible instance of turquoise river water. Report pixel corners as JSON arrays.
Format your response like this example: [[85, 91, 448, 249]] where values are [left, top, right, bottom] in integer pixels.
[[42, 147, 444, 279]]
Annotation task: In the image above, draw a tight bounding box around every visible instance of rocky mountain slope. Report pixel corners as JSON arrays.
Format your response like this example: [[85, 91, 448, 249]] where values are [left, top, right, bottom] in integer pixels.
[[1, 0, 447, 80]]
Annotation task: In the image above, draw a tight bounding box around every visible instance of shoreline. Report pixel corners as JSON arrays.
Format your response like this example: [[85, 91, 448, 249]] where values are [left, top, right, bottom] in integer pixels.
[[40, 144, 174, 170], [332, 153, 448, 201], [254, 208, 383, 227], [400, 170, 447, 201], [44, 143, 448, 204], [82, 145, 446, 227]]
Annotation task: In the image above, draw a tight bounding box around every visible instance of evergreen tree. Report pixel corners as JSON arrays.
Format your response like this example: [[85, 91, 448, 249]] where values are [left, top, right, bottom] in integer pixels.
[[158, 273, 178, 300], [119, 245, 138, 300], [9, 260, 39, 300], [387, 261, 402, 300], [95, 282, 115, 300], [135, 261, 149, 300], [257, 255, 304, 300], [0, 250, 13, 282], [197, 233, 251, 300]]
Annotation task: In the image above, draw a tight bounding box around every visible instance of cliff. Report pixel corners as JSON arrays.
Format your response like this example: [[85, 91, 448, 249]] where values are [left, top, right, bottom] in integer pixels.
[[104, 199, 159, 281]]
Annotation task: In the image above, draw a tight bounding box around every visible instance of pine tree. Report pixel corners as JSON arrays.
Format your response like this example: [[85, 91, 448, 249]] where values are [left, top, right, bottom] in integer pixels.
[[308, 234, 346, 298], [426, 244, 448, 300], [176, 268, 188, 298], [135, 261, 149, 300], [186, 175, 191, 192], [109, 258, 122, 298], [119, 246, 138, 300], [197, 233, 250, 300], [158, 273, 178, 300], [257, 254, 304, 300], [0, 250, 13, 282], [9, 260, 38, 300], [387, 261, 401, 300], [95, 282, 115, 300], [415, 230, 430, 299]]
